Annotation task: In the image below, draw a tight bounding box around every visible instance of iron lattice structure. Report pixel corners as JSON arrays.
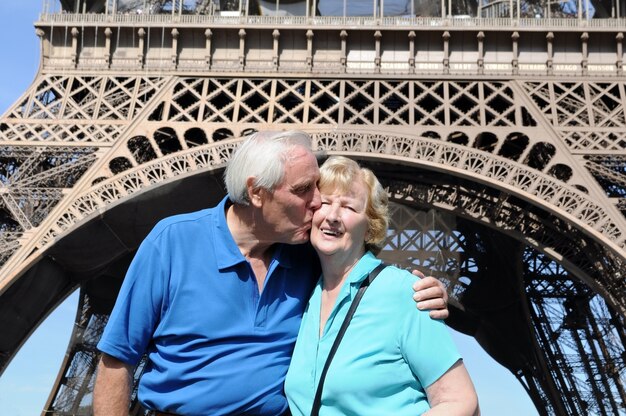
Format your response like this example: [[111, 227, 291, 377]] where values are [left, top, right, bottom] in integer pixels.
[[0, 1, 625, 415]]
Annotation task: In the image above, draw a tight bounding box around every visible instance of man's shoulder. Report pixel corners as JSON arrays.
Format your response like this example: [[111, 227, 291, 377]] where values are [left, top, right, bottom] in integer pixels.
[[148, 208, 215, 239]]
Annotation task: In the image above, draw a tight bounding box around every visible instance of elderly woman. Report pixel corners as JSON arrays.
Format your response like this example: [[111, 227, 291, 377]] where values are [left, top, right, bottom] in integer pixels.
[[285, 156, 479, 415]]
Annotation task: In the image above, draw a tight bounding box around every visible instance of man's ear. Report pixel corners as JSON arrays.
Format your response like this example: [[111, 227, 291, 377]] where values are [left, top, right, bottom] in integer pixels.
[[247, 177, 264, 207]]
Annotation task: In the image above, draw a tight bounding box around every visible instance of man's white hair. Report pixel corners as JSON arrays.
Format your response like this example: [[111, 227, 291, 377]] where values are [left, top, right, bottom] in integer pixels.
[[224, 130, 313, 205]]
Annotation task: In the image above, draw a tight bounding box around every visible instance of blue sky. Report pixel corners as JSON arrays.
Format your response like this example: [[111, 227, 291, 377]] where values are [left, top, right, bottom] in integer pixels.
[[0, 2, 539, 415]]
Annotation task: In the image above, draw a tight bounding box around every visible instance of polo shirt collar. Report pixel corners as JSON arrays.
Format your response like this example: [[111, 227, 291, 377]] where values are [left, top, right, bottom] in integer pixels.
[[316, 252, 382, 337], [212, 196, 293, 271], [213, 196, 247, 270], [272, 243, 293, 269], [333, 251, 382, 300], [346, 251, 382, 285]]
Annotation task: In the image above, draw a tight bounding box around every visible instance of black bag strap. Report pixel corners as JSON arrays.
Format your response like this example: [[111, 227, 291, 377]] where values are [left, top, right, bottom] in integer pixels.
[[310, 262, 387, 416]]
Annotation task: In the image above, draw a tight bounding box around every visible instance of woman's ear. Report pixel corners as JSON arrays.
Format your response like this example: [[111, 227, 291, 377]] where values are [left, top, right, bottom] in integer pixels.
[[364, 222, 373, 243], [247, 177, 264, 207]]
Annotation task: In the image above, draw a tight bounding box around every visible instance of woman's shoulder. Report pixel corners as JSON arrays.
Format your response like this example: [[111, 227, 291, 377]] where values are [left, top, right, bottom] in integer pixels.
[[365, 264, 433, 326], [379, 264, 419, 283], [372, 264, 421, 297]]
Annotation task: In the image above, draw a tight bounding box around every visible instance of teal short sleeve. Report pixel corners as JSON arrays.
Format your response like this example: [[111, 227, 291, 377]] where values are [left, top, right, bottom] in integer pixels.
[[399, 290, 461, 388]]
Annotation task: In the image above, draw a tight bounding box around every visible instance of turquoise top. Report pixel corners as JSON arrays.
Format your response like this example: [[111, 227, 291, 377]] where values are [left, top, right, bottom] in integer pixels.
[[285, 252, 461, 416]]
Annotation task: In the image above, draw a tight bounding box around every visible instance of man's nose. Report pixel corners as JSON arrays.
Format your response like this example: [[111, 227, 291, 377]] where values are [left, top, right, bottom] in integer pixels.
[[310, 187, 321, 209]]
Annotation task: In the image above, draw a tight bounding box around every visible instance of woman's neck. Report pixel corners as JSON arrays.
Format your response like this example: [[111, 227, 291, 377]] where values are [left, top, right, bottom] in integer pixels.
[[319, 250, 365, 292], [317, 249, 365, 337]]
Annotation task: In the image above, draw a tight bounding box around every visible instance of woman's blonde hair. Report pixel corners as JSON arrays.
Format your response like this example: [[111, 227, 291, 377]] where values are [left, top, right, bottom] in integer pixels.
[[319, 156, 388, 254]]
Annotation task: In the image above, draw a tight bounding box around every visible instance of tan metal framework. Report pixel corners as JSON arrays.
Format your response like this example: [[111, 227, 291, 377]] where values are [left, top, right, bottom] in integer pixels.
[[0, 9, 624, 416]]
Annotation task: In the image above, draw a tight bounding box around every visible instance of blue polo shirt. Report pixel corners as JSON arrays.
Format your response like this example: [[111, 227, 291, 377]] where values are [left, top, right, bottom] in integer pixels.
[[98, 196, 318, 415], [285, 252, 461, 416]]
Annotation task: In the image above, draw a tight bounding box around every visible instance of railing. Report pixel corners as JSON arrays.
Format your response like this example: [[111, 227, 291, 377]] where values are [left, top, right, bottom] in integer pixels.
[[38, 13, 626, 29]]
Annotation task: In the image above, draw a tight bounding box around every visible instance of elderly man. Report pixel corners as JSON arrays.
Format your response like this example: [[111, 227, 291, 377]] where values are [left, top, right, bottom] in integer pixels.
[[93, 131, 448, 415]]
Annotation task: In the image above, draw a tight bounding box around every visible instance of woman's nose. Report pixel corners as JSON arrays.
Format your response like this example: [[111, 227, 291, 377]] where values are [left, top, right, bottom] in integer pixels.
[[326, 205, 340, 222]]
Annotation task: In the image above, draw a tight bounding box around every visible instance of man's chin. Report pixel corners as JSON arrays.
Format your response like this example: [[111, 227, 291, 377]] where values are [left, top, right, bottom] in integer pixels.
[[287, 230, 311, 245]]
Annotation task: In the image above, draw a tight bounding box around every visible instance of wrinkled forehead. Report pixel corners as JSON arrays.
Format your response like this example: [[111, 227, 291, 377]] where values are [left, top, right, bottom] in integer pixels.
[[279, 146, 320, 186], [282, 144, 316, 161]]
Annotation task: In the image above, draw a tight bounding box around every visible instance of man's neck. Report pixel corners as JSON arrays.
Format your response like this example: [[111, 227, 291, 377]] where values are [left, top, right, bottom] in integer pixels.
[[226, 202, 274, 260], [226, 202, 275, 291]]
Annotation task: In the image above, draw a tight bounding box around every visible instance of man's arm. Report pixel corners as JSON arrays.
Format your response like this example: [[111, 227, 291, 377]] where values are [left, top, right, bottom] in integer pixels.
[[93, 353, 133, 416], [412, 270, 449, 320]]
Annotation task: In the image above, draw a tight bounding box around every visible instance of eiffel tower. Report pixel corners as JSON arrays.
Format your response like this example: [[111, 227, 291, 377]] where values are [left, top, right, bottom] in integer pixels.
[[0, 0, 625, 414]]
